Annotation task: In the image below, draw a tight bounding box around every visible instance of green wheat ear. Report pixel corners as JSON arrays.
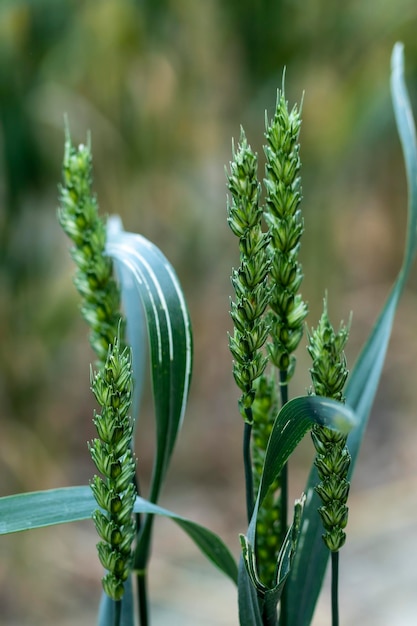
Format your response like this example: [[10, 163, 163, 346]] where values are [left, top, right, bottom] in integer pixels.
[[227, 129, 271, 422], [250, 85, 308, 586], [58, 128, 123, 366], [264, 87, 308, 381], [58, 129, 135, 597], [89, 336, 137, 600], [308, 297, 351, 551]]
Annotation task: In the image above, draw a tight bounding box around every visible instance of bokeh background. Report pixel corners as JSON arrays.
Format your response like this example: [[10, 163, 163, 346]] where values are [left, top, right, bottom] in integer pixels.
[[1, 1, 417, 624]]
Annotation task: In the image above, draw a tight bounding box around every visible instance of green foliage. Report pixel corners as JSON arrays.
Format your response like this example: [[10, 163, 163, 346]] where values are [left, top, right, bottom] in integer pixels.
[[286, 42, 417, 626], [106, 219, 193, 507], [238, 396, 356, 625], [0, 486, 238, 585], [0, 41, 416, 626], [105, 224, 194, 606]]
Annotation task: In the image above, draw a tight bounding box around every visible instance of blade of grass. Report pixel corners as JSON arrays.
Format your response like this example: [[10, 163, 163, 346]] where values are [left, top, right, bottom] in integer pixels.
[[0, 486, 237, 584], [106, 219, 193, 579], [0, 486, 96, 534], [286, 42, 417, 626], [106, 219, 193, 504]]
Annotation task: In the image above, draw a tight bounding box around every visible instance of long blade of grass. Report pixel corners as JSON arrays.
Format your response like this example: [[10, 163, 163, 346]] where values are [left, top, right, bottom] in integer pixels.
[[106, 219, 193, 575], [106, 219, 193, 504], [0, 486, 237, 584], [286, 42, 417, 626]]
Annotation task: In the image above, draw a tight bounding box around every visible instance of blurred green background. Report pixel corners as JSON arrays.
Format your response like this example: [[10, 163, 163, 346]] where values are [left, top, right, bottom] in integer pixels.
[[1, 1, 417, 624]]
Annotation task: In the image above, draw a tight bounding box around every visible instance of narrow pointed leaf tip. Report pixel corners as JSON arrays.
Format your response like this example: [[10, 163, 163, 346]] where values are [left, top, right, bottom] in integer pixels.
[[391, 42, 417, 271]]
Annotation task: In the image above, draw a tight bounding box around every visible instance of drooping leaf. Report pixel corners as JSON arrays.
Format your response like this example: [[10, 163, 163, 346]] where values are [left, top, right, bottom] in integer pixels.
[[106, 217, 193, 505], [239, 396, 356, 624], [286, 42, 417, 626], [256, 396, 355, 510], [133, 497, 238, 584], [0, 486, 237, 584], [106, 218, 193, 572]]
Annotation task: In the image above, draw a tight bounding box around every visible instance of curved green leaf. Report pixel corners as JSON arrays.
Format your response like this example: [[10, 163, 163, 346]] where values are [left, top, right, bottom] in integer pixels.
[[0, 486, 237, 584], [133, 497, 238, 584], [257, 396, 355, 509], [239, 396, 356, 624], [287, 42, 417, 626], [106, 218, 193, 505], [106, 218, 193, 572]]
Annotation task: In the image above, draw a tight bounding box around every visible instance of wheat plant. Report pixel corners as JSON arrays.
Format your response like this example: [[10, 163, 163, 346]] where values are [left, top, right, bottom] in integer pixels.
[[0, 43, 416, 626]]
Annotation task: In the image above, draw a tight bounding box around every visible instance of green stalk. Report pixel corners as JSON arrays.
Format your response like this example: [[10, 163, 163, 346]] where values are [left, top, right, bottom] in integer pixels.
[[133, 519, 152, 622], [331, 551, 339, 626], [133, 478, 149, 626], [114, 600, 122, 626], [278, 371, 288, 626], [278, 371, 289, 548], [137, 571, 149, 626], [243, 417, 255, 522]]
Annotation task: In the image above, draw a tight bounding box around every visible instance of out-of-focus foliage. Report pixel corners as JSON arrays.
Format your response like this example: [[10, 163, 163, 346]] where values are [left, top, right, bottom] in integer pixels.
[[1, 2, 417, 624]]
